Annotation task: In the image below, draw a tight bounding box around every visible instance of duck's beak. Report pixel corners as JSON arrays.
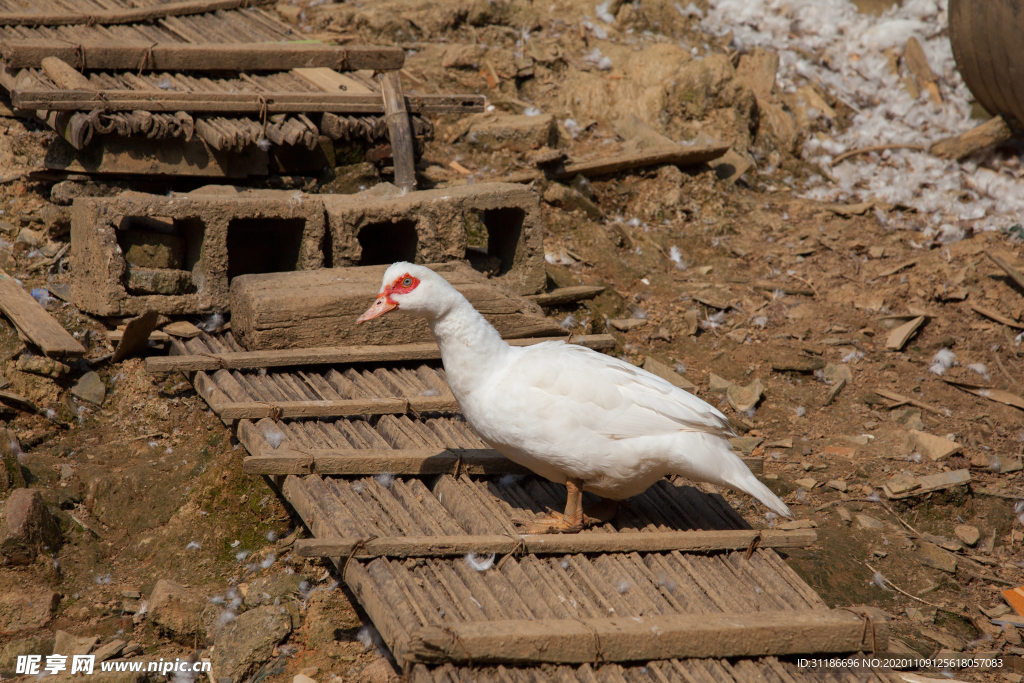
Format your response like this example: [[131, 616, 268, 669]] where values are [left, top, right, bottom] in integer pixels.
[[357, 294, 398, 323]]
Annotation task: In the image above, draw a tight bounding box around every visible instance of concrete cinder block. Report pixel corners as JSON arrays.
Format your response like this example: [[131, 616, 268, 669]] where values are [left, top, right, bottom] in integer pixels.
[[71, 182, 544, 317], [71, 192, 327, 316], [323, 182, 544, 296]]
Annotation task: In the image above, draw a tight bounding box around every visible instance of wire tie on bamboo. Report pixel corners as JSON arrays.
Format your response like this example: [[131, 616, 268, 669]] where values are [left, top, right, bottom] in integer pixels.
[[342, 535, 378, 575], [745, 530, 762, 560]]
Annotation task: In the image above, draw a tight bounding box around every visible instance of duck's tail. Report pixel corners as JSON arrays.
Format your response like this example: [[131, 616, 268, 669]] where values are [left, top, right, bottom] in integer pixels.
[[724, 463, 793, 518], [673, 433, 793, 518]]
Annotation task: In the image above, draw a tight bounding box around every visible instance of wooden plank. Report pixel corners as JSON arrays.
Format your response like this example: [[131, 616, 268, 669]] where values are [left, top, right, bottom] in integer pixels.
[[232, 262, 555, 351], [111, 310, 159, 363], [969, 302, 1024, 329], [380, 71, 417, 192], [400, 608, 886, 663], [561, 145, 730, 177], [0, 0, 250, 27], [0, 269, 85, 358], [110, 329, 170, 343], [505, 144, 729, 184], [884, 469, 970, 500], [525, 286, 606, 307], [11, 87, 482, 115], [211, 396, 409, 420], [242, 447, 532, 476], [930, 115, 1011, 160], [294, 529, 818, 559], [145, 334, 617, 373], [0, 40, 404, 72], [987, 250, 1024, 293]]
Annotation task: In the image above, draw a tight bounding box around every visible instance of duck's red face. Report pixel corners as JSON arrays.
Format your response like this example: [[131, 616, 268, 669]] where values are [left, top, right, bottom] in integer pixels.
[[357, 273, 421, 323]]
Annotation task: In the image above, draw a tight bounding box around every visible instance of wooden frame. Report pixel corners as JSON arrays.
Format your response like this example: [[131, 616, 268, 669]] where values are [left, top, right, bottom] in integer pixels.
[[295, 528, 818, 559], [237, 421, 763, 475], [11, 88, 483, 115], [0, 40, 403, 72], [244, 448, 531, 476], [195, 370, 461, 420], [146, 334, 616, 373], [0, 0, 252, 27], [391, 609, 886, 664]]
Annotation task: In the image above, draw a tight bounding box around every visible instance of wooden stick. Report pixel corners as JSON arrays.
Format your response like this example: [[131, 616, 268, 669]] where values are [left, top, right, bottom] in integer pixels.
[[525, 286, 606, 306], [864, 562, 969, 618], [380, 71, 416, 192], [145, 334, 616, 373], [294, 529, 817, 559], [930, 116, 1011, 160], [111, 311, 159, 364], [11, 89, 481, 116], [503, 144, 729, 183], [0, 0, 249, 27], [1, 40, 404, 72], [873, 388, 946, 416], [830, 144, 926, 166], [969, 302, 1024, 329], [400, 609, 886, 663], [0, 268, 85, 358], [987, 250, 1024, 293]]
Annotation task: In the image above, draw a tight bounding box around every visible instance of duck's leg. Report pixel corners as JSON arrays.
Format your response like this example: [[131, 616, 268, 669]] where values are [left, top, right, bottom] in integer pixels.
[[515, 478, 593, 534]]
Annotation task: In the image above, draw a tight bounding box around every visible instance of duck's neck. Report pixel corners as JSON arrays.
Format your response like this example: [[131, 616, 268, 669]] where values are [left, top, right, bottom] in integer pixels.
[[426, 296, 510, 400]]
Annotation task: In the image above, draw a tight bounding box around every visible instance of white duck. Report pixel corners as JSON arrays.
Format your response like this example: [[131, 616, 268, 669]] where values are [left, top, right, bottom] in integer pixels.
[[358, 263, 792, 533]]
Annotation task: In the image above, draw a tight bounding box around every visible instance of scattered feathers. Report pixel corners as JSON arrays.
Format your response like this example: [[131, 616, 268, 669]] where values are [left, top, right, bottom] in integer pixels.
[[929, 348, 957, 375], [464, 552, 496, 571]]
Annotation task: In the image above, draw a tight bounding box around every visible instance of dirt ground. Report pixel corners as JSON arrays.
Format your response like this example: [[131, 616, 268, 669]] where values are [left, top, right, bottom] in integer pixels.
[[1, 0, 1023, 681]]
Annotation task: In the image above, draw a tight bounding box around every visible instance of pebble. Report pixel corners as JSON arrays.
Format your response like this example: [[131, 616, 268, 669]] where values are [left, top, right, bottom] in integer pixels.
[[71, 371, 106, 405]]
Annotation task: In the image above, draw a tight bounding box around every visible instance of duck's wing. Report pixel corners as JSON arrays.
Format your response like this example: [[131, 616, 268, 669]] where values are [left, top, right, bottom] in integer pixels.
[[507, 342, 732, 441]]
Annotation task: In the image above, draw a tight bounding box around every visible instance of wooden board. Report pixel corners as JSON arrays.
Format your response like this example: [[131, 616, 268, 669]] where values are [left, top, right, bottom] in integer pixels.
[[0, 0, 250, 27], [0, 269, 85, 358], [412, 657, 903, 683], [111, 311, 158, 363], [239, 415, 762, 475], [0, 40, 403, 72], [397, 609, 885, 664], [246, 448, 531, 476], [380, 70, 416, 192], [279, 469, 762, 540], [525, 285, 606, 306], [230, 262, 563, 351], [145, 333, 616, 373], [562, 145, 731, 177], [11, 88, 482, 115], [295, 528, 818, 559], [505, 144, 730, 183], [337, 547, 884, 666], [194, 364, 462, 419]]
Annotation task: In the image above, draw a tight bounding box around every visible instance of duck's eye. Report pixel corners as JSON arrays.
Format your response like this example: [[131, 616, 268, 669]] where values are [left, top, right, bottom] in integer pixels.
[[402, 277, 413, 287]]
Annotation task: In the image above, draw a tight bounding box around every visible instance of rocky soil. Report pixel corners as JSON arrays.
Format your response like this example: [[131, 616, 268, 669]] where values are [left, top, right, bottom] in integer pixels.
[[1, 0, 1024, 682]]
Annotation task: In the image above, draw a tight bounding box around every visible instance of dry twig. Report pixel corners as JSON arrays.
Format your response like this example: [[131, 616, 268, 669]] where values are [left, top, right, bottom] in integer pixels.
[[864, 562, 970, 618]]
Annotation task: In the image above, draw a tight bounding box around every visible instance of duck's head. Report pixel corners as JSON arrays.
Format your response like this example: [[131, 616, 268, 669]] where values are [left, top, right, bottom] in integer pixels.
[[357, 262, 451, 323]]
